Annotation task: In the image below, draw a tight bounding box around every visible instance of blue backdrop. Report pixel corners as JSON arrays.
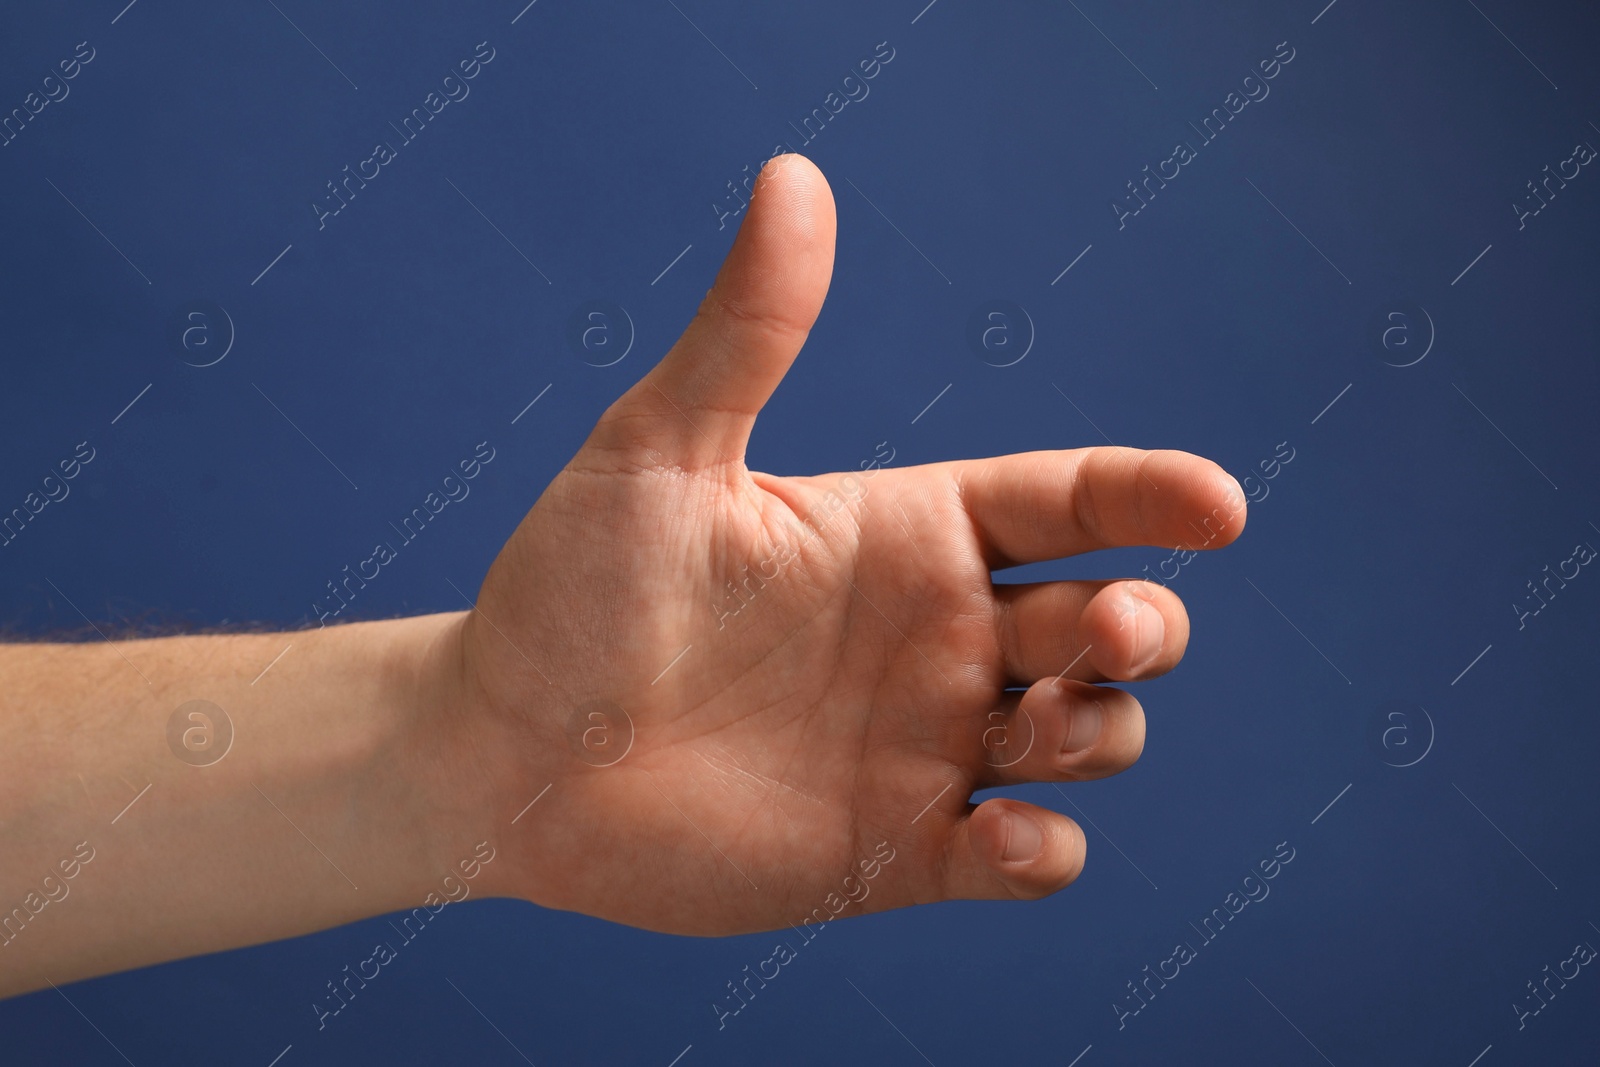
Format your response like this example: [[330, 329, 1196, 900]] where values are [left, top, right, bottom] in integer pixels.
[[2, 1, 1597, 1063]]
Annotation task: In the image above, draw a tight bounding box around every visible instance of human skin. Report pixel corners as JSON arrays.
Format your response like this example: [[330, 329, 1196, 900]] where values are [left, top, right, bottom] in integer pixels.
[[0, 154, 1244, 998]]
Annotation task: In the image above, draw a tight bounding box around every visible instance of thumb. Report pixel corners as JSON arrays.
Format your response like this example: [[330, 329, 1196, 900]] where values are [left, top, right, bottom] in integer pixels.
[[592, 153, 836, 469]]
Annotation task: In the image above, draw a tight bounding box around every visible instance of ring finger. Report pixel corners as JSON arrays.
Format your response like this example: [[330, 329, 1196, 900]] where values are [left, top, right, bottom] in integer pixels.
[[995, 579, 1190, 686], [974, 677, 1146, 788]]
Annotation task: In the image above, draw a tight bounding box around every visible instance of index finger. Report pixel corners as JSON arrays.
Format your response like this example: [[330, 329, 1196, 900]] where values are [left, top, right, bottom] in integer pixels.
[[954, 447, 1247, 568]]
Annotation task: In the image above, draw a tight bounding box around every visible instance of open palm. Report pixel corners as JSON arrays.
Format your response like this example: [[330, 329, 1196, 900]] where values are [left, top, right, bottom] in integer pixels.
[[462, 155, 1245, 936]]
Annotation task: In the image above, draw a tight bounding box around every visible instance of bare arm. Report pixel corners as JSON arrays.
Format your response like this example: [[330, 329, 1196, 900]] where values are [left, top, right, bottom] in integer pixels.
[[0, 613, 492, 997]]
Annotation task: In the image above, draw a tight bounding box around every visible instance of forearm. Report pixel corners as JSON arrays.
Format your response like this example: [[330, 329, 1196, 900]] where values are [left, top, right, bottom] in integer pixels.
[[0, 611, 500, 997]]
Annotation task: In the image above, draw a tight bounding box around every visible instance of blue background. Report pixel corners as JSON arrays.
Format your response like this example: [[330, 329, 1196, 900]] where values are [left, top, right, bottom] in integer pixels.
[[2, 0, 1598, 1063]]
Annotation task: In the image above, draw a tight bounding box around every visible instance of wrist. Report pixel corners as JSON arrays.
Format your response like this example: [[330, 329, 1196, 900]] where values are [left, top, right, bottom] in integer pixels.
[[387, 609, 548, 907]]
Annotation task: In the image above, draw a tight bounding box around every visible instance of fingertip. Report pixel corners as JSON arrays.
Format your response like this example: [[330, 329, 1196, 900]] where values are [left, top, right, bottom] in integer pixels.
[[1081, 580, 1190, 680], [751, 153, 836, 252], [1213, 466, 1248, 544], [1178, 455, 1248, 550], [971, 799, 1085, 899]]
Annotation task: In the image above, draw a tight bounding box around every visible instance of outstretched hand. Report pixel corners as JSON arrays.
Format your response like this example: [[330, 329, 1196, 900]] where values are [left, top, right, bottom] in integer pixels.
[[0, 154, 1245, 1000], [460, 154, 1248, 934]]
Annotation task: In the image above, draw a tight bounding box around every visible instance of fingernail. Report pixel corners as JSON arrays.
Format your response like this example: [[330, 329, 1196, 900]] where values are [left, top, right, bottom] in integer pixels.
[[1063, 701, 1103, 753], [1125, 591, 1165, 672], [1001, 811, 1043, 863]]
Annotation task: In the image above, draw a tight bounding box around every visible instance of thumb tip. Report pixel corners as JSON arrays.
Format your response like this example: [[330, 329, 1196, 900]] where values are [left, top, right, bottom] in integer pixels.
[[750, 153, 836, 248], [759, 151, 825, 188]]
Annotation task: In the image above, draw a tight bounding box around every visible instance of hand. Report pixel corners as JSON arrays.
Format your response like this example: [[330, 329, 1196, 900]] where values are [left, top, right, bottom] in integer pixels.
[[0, 152, 1247, 999], [458, 154, 1247, 935]]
